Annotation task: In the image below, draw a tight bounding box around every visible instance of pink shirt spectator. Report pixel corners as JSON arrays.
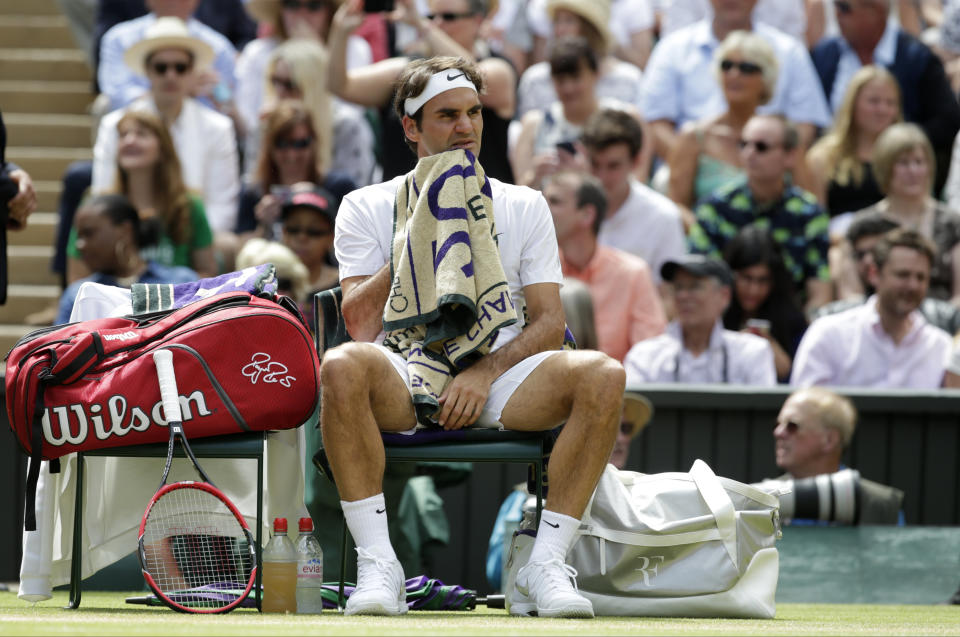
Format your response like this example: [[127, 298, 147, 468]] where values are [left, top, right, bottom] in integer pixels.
[[791, 296, 952, 389], [561, 245, 666, 362]]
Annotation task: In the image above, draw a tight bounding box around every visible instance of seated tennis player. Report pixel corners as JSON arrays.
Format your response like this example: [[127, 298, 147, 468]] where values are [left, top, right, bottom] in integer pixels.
[[320, 56, 624, 618]]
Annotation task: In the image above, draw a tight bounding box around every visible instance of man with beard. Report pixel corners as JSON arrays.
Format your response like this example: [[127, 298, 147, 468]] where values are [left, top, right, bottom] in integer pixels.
[[791, 228, 951, 388]]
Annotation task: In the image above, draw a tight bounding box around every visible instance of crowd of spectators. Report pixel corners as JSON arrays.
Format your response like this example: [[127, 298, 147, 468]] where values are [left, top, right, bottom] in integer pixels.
[[43, 0, 960, 395]]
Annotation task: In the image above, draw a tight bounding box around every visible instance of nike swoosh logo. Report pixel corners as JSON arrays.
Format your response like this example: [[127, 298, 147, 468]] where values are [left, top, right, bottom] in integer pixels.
[[376, 508, 386, 514], [446, 72, 465, 81], [544, 520, 559, 528]]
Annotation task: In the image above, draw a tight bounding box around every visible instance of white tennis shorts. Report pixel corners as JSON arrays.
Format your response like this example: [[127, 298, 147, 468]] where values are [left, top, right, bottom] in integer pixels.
[[373, 345, 561, 432]]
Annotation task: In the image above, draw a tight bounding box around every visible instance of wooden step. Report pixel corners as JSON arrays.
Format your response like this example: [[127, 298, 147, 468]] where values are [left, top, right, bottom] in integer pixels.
[[34, 180, 65, 215], [0, 81, 94, 115], [0, 0, 60, 17], [0, 15, 73, 49], [0, 285, 60, 324], [4, 113, 94, 148], [5, 147, 91, 182], [9, 212, 58, 247], [7, 245, 58, 286], [0, 48, 90, 82]]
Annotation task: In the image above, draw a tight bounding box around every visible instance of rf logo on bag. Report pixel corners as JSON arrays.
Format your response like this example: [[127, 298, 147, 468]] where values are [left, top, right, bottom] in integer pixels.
[[635, 555, 665, 586]]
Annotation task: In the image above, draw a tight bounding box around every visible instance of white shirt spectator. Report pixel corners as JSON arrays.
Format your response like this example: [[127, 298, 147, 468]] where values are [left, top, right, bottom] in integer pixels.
[[660, 0, 807, 42], [516, 58, 645, 119], [597, 179, 686, 284], [91, 96, 240, 233], [98, 14, 238, 112], [624, 319, 776, 385], [641, 19, 832, 130], [790, 296, 952, 389]]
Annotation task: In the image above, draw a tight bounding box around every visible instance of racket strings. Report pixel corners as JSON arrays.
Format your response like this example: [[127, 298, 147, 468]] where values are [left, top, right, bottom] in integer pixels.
[[142, 486, 252, 610]]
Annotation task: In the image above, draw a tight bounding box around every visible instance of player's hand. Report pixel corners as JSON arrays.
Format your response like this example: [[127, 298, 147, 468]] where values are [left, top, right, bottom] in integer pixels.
[[436, 365, 496, 430]]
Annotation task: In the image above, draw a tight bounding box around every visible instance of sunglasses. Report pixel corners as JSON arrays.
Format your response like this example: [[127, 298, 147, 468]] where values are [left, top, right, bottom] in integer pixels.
[[620, 421, 638, 437], [274, 136, 313, 150], [150, 61, 191, 76], [270, 75, 298, 93], [835, 0, 853, 15], [720, 59, 763, 75], [282, 0, 329, 10], [426, 11, 475, 21], [283, 225, 331, 238], [777, 420, 806, 435], [738, 139, 781, 153]]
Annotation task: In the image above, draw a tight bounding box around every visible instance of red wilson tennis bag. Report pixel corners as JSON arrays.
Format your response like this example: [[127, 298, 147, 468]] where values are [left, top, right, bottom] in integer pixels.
[[5, 291, 320, 530]]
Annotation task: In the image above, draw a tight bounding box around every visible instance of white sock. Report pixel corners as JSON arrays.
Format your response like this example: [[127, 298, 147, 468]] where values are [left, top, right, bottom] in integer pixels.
[[340, 493, 397, 561], [528, 509, 580, 564]]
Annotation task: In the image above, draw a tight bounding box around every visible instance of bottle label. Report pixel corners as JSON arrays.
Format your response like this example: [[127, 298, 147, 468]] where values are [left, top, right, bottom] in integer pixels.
[[298, 558, 323, 579]]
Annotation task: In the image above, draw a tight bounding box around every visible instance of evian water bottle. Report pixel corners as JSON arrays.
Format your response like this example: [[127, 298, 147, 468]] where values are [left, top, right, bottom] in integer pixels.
[[295, 517, 324, 613]]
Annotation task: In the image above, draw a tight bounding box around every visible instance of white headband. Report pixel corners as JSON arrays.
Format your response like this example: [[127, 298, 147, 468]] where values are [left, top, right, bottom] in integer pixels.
[[403, 70, 478, 116]]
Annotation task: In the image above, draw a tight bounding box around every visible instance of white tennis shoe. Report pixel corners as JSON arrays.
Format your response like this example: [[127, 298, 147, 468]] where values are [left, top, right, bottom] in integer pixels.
[[343, 547, 407, 616], [509, 557, 594, 618]]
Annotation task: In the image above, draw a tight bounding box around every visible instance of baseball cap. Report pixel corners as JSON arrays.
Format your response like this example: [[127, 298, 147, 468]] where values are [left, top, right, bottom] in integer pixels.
[[280, 187, 337, 225], [660, 254, 733, 287]]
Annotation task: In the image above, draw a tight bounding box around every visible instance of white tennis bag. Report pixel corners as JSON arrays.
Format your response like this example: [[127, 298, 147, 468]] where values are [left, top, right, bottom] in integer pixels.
[[505, 460, 784, 618]]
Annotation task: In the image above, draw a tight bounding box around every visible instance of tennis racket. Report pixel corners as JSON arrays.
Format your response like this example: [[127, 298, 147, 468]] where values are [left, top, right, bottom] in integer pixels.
[[137, 349, 257, 613]]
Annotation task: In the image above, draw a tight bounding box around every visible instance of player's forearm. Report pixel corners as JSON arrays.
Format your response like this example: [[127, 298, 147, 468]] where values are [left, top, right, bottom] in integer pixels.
[[341, 265, 392, 342], [468, 308, 566, 383]]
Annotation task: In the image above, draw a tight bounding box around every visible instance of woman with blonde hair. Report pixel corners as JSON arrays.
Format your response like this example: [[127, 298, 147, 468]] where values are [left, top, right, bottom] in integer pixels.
[[235, 100, 356, 239], [66, 110, 215, 282], [806, 65, 902, 219], [842, 123, 960, 305], [235, 0, 372, 154], [246, 38, 374, 186], [667, 30, 778, 226]]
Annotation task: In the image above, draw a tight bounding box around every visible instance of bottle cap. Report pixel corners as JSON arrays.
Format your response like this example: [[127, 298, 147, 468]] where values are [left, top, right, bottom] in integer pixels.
[[299, 517, 313, 533], [273, 517, 287, 533]]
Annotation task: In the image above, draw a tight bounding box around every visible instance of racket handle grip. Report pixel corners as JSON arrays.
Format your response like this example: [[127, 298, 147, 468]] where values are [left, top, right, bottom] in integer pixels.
[[153, 349, 183, 424]]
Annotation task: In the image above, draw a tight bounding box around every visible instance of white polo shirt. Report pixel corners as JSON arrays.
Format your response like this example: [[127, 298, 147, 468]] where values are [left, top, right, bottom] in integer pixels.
[[624, 320, 776, 385], [335, 174, 564, 350]]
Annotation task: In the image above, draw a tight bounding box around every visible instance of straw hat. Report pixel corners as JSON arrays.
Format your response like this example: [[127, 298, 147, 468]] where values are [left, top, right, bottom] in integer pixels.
[[545, 0, 612, 52], [123, 16, 214, 76], [622, 391, 653, 438]]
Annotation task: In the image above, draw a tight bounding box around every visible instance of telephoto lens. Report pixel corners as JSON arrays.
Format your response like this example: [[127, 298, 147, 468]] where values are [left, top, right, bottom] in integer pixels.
[[754, 468, 861, 524]]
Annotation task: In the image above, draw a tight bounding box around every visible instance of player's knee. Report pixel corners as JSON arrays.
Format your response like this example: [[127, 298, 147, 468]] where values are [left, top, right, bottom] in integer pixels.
[[575, 351, 626, 397], [319, 343, 369, 394]]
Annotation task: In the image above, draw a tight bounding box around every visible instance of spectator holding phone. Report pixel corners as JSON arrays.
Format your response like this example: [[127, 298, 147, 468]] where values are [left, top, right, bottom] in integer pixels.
[[722, 225, 808, 382], [512, 36, 645, 189], [235, 101, 356, 241]]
